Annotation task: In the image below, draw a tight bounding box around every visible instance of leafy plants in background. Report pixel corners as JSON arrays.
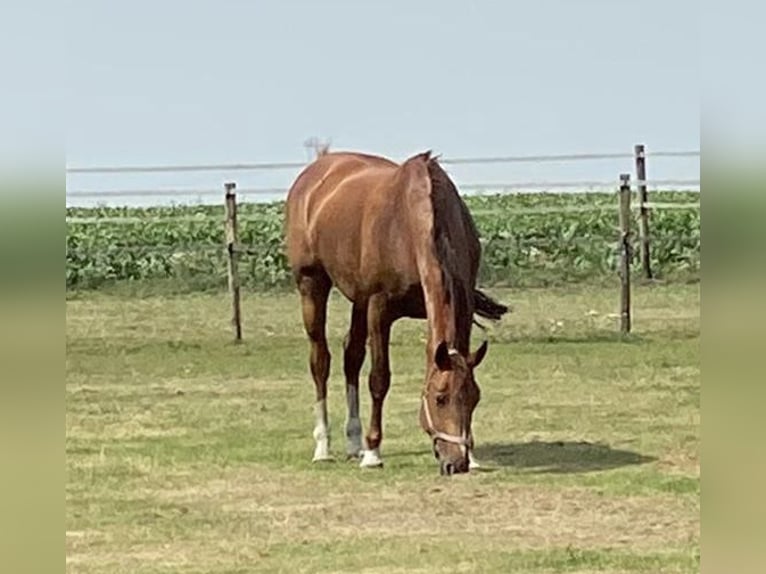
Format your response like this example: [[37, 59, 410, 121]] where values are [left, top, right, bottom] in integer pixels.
[[66, 191, 700, 291]]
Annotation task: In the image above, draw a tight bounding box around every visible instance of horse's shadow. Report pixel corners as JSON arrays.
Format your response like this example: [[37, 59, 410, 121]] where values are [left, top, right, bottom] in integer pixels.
[[472, 440, 655, 474]]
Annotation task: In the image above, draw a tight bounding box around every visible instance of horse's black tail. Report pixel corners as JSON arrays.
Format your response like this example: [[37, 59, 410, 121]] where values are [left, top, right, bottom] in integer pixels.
[[473, 289, 510, 321]]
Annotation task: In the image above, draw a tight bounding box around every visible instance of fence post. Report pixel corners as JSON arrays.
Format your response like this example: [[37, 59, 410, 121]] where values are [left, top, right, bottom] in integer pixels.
[[224, 182, 242, 341], [618, 174, 632, 334], [634, 144, 652, 280]]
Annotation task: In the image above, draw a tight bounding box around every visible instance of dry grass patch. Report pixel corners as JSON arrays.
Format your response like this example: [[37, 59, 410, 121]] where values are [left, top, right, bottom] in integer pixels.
[[149, 465, 698, 550]]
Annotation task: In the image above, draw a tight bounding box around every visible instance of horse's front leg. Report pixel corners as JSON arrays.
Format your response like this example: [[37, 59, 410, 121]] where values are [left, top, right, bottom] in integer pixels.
[[360, 295, 392, 468], [467, 432, 481, 470], [466, 392, 482, 470], [343, 301, 368, 459]]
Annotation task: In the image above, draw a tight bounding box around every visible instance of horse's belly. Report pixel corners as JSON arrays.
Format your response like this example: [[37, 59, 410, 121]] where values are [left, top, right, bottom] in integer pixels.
[[322, 258, 417, 301]]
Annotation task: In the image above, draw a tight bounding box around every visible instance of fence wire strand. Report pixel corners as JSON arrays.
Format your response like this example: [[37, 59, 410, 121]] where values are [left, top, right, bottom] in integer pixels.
[[66, 187, 288, 199], [66, 149, 700, 175], [66, 179, 700, 208]]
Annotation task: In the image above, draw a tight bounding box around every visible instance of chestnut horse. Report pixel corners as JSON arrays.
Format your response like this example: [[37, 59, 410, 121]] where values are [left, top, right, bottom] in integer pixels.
[[285, 150, 508, 475]]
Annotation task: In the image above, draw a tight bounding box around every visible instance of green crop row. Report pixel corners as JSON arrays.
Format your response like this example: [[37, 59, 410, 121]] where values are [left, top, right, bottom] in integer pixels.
[[65, 191, 700, 291]]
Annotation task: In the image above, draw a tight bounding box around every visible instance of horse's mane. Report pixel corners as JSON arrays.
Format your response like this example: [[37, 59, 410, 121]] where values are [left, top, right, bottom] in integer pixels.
[[424, 155, 477, 353]]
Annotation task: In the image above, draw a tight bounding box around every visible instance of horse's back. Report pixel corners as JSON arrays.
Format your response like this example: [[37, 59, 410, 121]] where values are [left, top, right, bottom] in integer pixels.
[[286, 152, 395, 213], [285, 152, 415, 296]]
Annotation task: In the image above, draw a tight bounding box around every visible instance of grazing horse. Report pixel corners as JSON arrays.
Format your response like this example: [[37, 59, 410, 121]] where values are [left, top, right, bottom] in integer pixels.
[[285, 150, 508, 475]]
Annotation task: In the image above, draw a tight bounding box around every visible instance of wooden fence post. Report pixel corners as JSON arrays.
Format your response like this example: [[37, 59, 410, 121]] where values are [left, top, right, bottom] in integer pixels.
[[618, 174, 632, 334], [224, 182, 242, 341], [634, 144, 652, 280]]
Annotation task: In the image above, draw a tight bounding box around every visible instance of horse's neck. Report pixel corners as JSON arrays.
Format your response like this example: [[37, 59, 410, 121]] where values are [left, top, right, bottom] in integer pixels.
[[419, 264, 471, 356], [404, 165, 472, 355], [421, 274, 455, 351]]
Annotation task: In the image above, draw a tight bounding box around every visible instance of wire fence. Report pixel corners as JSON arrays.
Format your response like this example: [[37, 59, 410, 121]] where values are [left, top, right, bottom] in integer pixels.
[[65, 149, 700, 175], [66, 145, 701, 318], [66, 146, 700, 222]]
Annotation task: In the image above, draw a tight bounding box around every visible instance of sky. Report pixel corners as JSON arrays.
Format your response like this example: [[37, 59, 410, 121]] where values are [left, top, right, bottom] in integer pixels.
[[64, 0, 700, 206]]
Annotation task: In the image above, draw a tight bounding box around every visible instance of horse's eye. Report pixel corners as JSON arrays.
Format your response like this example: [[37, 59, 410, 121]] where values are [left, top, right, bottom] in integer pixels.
[[436, 394, 449, 407]]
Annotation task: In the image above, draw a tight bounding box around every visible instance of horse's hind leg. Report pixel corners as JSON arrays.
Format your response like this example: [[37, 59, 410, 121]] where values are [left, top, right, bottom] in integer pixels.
[[343, 301, 368, 458], [298, 270, 333, 462]]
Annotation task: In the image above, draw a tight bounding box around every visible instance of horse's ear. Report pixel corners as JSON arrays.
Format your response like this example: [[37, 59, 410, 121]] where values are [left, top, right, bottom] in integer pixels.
[[406, 150, 432, 164], [468, 340, 488, 369], [434, 340, 452, 371]]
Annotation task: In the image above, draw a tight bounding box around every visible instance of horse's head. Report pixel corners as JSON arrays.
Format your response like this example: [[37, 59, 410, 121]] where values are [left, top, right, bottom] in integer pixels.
[[419, 339, 488, 475]]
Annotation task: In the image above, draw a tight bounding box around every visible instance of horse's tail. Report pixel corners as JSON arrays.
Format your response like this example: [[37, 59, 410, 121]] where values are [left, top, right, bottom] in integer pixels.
[[473, 289, 510, 321]]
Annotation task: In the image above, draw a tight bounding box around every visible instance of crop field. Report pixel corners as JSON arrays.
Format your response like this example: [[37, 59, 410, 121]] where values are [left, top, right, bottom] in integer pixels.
[[66, 282, 700, 573], [65, 191, 700, 291]]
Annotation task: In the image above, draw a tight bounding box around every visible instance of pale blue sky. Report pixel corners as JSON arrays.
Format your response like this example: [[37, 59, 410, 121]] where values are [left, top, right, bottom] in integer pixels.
[[65, 1, 700, 206]]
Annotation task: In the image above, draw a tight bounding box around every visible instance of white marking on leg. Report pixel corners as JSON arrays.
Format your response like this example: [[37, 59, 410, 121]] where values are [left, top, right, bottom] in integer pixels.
[[312, 399, 332, 462], [345, 385, 363, 458], [468, 449, 481, 470], [359, 448, 383, 468]]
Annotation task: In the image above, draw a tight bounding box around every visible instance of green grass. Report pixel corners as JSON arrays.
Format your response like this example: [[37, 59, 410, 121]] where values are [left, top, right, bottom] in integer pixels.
[[66, 283, 700, 573]]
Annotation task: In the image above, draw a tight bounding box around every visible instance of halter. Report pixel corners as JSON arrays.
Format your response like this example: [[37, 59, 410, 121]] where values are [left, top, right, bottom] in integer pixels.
[[421, 394, 470, 447], [421, 348, 470, 448]]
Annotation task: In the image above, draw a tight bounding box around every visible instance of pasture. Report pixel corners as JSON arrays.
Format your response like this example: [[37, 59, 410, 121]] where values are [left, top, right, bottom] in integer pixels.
[[66, 282, 699, 573]]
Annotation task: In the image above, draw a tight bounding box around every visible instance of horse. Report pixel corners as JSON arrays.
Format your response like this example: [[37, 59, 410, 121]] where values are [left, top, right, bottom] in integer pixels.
[[284, 149, 508, 475]]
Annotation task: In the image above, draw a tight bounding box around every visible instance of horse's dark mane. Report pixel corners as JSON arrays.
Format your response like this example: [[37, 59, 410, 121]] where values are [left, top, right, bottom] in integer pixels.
[[425, 157, 476, 353]]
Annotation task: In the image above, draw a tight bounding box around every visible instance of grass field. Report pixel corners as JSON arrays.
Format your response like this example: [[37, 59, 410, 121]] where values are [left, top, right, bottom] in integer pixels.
[[66, 282, 700, 573]]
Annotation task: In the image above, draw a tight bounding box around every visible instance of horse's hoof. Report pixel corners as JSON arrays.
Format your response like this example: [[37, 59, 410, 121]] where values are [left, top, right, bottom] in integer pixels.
[[312, 455, 335, 463], [312, 443, 334, 463], [359, 448, 384, 468], [468, 450, 481, 470], [346, 441, 363, 460]]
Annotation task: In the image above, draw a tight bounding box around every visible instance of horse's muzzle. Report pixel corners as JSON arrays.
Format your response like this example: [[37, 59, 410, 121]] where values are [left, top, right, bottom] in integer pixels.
[[440, 457, 469, 476]]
